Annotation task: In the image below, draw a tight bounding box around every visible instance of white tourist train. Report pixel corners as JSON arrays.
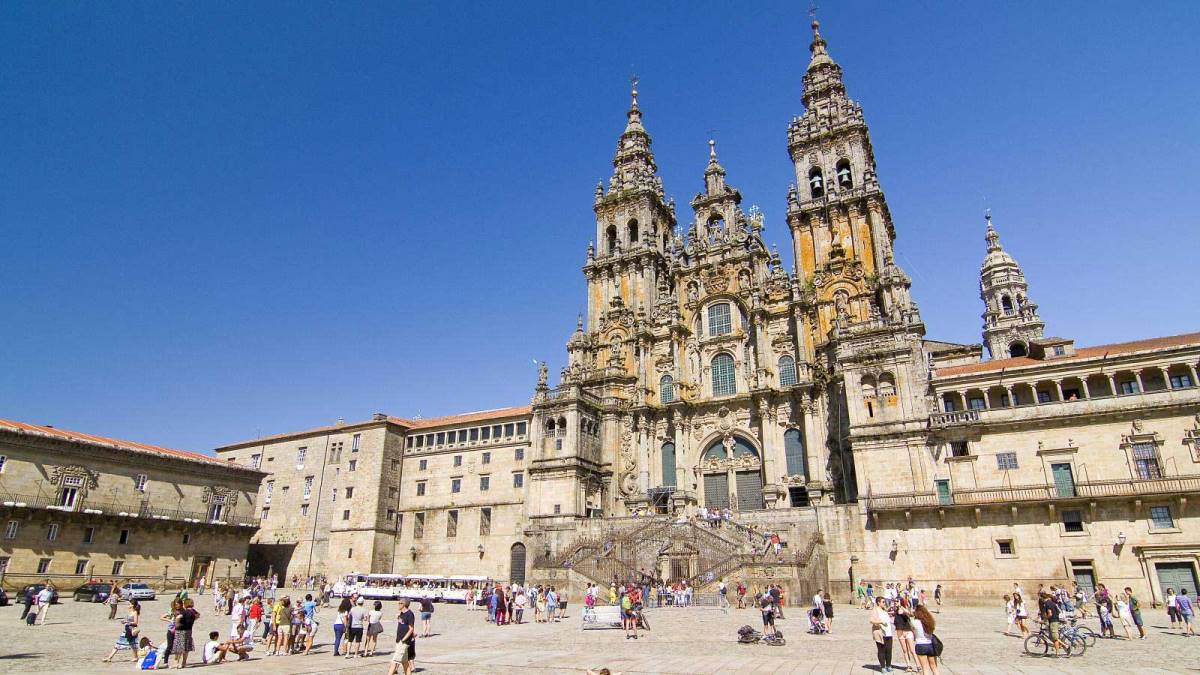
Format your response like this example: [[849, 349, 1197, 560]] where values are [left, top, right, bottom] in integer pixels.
[[336, 572, 493, 602]]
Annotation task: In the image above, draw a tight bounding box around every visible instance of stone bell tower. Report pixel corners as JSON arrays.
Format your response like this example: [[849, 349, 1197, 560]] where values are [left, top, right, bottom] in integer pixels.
[[979, 212, 1044, 359]]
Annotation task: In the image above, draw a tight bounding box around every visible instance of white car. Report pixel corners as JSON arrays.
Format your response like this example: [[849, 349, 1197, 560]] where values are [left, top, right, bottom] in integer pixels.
[[120, 583, 157, 601]]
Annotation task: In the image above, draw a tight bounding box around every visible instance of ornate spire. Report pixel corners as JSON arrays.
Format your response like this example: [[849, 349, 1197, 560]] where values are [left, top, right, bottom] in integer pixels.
[[704, 139, 726, 180], [985, 209, 1001, 252], [979, 211, 1044, 359], [607, 77, 663, 197], [808, 20, 834, 69]]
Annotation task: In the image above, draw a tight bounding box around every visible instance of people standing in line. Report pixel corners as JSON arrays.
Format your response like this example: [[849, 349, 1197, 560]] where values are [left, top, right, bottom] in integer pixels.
[[1166, 587, 1179, 630], [387, 599, 417, 675], [171, 598, 198, 669], [345, 597, 367, 658], [1176, 588, 1195, 636], [331, 597, 351, 656], [870, 597, 895, 673]]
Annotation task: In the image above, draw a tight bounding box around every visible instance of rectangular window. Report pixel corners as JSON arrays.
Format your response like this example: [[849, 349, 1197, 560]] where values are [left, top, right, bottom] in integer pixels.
[[348, 548, 353, 559], [515, 447, 525, 461], [415, 436, 424, 448], [950, 441, 970, 457], [1037, 390, 1052, 403], [265, 480, 274, 503], [1053, 345, 1066, 356], [480, 507, 492, 536], [111, 561, 124, 575], [492, 425, 502, 439], [470, 428, 479, 441], [1119, 380, 1140, 395], [555, 438, 563, 451], [996, 452, 1019, 470], [301, 503, 310, 517], [352, 433, 360, 451], [75, 559, 88, 575], [935, 479, 952, 505], [436, 432, 445, 445], [513, 472, 524, 488], [447, 509, 458, 537], [250, 454, 261, 469], [391, 458, 400, 470], [414, 512, 425, 539], [553, 504, 562, 515], [342, 509, 351, 521], [296, 446, 307, 468], [479, 475, 490, 491], [345, 487, 354, 498], [517, 422, 527, 436], [419, 459, 428, 471], [482, 452, 491, 464], [997, 540, 1014, 556], [425, 434, 434, 446], [348, 459, 357, 472], [968, 397, 986, 410], [505, 423, 514, 437], [332, 487, 337, 502], [47, 523, 59, 541], [788, 486, 809, 507], [37, 558, 51, 574], [386, 508, 395, 521], [482, 427, 491, 440], [131, 473, 149, 492], [458, 430, 468, 443], [453, 455, 462, 467], [1170, 374, 1194, 389], [1150, 505, 1175, 530], [451, 478, 461, 493], [261, 507, 270, 519], [303, 476, 314, 499], [389, 487, 398, 499], [708, 302, 732, 336], [59, 486, 79, 509], [83, 526, 95, 544], [1133, 442, 1162, 480], [406, 437, 414, 448], [1062, 509, 1084, 533], [119, 529, 130, 545], [182, 533, 190, 545], [416, 482, 426, 496]]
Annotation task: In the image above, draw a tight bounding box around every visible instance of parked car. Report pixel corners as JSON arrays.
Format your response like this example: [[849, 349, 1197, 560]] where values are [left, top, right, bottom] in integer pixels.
[[0, 587, 8, 606], [20, 584, 59, 604], [73, 583, 114, 603], [119, 583, 156, 601]]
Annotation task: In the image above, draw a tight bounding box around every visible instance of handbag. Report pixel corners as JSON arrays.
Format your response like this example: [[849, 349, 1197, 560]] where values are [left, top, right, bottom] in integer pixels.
[[932, 633, 944, 657]]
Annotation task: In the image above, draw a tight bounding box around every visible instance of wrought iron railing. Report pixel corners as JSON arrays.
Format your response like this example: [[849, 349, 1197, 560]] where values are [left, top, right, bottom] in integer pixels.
[[865, 473, 1200, 511], [0, 492, 259, 528]]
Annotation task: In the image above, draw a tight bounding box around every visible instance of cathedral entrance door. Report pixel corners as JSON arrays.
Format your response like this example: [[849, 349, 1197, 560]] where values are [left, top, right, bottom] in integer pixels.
[[509, 543, 527, 586], [703, 473, 729, 509], [736, 470, 764, 511]]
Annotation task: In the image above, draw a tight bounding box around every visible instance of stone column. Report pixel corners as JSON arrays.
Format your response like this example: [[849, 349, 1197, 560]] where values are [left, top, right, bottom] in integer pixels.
[[1004, 385, 1015, 407], [1135, 371, 1145, 393], [1081, 378, 1091, 399], [1160, 367, 1172, 389], [1054, 380, 1065, 401], [1188, 364, 1199, 387], [1107, 374, 1117, 396]]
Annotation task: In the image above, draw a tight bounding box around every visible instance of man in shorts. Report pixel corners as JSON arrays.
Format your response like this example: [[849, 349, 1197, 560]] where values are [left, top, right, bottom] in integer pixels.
[[388, 599, 416, 675], [760, 592, 776, 637], [345, 598, 367, 658]]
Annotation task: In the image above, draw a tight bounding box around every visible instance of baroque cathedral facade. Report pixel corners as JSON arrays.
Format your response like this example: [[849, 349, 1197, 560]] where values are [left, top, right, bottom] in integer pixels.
[[218, 20, 1200, 601]]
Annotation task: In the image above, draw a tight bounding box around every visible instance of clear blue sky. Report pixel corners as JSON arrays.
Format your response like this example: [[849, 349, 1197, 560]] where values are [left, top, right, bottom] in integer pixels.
[[3, 1, 1197, 454]]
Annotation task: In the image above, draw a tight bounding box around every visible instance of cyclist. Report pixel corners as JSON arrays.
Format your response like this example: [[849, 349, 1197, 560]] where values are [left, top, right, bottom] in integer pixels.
[[1038, 591, 1067, 657]]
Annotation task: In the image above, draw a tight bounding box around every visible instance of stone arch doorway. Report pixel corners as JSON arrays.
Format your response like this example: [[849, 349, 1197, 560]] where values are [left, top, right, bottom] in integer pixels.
[[509, 543, 527, 585], [700, 435, 764, 511]]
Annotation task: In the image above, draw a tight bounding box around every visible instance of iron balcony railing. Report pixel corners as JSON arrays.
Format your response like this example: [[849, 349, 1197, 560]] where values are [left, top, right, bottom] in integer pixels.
[[0, 492, 259, 528], [864, 473, 1200, 512]]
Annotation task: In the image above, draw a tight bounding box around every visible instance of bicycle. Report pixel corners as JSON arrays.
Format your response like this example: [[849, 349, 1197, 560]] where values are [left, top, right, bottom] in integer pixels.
[[1023, 622, 1080, 657]]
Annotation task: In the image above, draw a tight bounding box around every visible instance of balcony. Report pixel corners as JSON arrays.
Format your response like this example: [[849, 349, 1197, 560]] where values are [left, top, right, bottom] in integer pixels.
[[0, 492, 260, 528], [929, 410, 980, 428], [864, 473, 1200, 512], [929, 386, 1199, 430]]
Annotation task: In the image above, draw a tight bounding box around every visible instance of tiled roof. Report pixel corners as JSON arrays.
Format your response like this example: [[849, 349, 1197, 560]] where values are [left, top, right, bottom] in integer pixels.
[[393, 405, 532, 430], [0, 418, 243, 469], [217, 418, 399, 449], [934, 332, 1200, 378]]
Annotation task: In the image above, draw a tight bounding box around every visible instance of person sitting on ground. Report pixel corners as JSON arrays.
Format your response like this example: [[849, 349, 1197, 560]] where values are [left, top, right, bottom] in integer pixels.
[[203, 630, 225, 664]]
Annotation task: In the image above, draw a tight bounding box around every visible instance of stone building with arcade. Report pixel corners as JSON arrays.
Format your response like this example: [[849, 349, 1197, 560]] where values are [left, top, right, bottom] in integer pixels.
[[217, 18, 1200, 602]]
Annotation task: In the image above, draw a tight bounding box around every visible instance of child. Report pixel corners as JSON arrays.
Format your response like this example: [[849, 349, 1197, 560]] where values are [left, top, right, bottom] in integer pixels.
[[1099, 596, 1115, 638], [203, 631, 224, 664], [136, 637, 158, 670]]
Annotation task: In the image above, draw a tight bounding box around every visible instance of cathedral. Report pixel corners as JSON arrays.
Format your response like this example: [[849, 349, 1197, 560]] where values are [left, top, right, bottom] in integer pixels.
[[216, 20, 1200, 601]]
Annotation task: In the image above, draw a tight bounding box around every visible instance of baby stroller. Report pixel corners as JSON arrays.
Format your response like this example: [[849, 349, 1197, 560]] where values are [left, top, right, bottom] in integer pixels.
[[808, 609, 828, 634]]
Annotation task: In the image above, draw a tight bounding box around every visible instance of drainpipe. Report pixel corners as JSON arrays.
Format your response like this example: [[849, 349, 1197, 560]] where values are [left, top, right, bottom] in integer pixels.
[[305, 434, 332, 580]]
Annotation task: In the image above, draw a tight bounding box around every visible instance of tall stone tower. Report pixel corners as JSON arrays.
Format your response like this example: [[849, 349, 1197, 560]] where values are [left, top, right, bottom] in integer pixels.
[[785, 20, 929, 501], [979, 212, 1044, 359]]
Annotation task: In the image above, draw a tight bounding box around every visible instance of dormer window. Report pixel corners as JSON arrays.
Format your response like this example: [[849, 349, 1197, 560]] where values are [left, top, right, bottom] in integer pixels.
[[808, 168, 824, 198], [836, 159, 852, 188]]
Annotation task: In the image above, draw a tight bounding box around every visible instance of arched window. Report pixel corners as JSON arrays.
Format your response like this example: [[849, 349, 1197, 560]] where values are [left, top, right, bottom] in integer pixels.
[[661, 442, 677, 488], [808, 167, 825, 198], [1009, 342, 1028, 358], [660, 375, 675, 404], [545, 418, 555, 433], [711, 353, 736, 396], [627, 219, 639, 246], [703, 440, 727, 461], [836, 159, 853, 188], [708, 214, 726, 232], [556, 417, 567, 436], [605, 225, 618, 254], [778, 356, 797, 387], [1001, 295, 1014, 315], [878, 373, 897, 397], [708, 303, 732, 336], [860, 375, 877, 398], [731, 436, 757, 457], [784, 428, 807, 478]]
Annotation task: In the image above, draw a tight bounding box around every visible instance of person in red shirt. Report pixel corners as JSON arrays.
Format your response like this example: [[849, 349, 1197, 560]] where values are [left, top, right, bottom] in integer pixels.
[[247, 599, 264, 641]]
